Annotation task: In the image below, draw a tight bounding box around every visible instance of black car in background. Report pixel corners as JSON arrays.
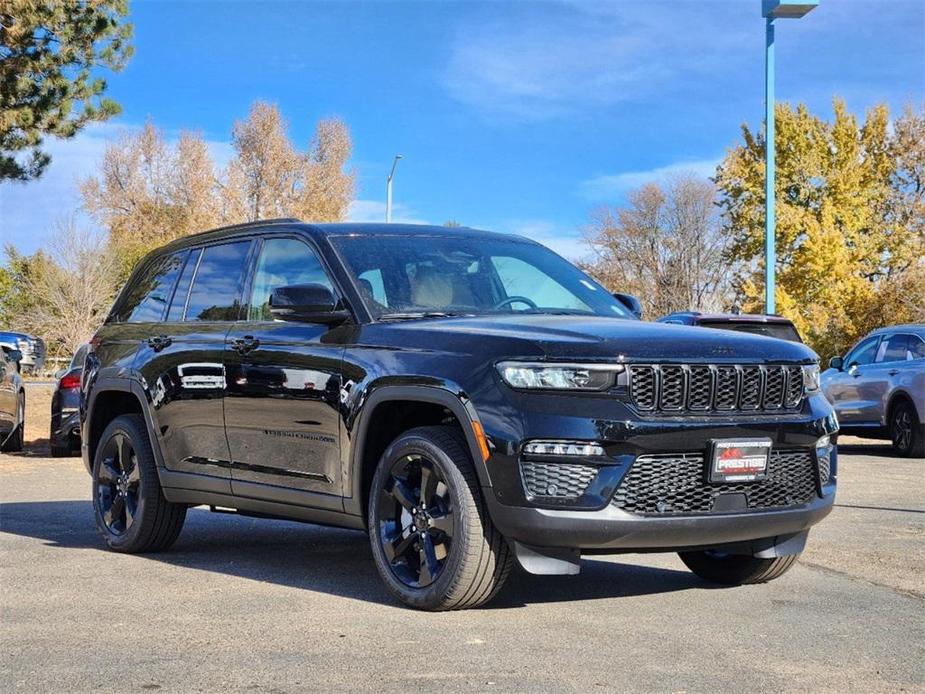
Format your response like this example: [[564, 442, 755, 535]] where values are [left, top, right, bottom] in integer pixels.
[[51, 344, 89, 457], [0, 343, 25, 453], [658, 311, 804, 343], [81, 220, 837, 610]]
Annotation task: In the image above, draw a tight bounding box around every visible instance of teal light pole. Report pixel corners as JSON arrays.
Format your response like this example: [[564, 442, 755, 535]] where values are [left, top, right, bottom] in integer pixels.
[[760, 1, 818, 314]]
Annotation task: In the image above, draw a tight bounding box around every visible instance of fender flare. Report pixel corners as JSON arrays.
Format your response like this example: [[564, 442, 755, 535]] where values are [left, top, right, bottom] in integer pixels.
[[84, 376, 167, 470], [346, 384, 492, 517]]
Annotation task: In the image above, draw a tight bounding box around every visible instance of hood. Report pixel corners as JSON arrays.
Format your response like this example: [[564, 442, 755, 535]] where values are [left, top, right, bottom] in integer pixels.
[[380, 314, 818, 363]]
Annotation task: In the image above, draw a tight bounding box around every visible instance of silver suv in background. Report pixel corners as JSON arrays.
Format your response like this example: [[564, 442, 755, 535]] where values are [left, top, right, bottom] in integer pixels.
[[0, 331, 46, 376], [822, 325, 925, 457]]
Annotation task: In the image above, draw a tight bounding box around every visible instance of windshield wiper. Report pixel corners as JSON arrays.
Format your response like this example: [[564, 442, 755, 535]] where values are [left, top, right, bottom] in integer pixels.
[[378, 311, 470, 321]]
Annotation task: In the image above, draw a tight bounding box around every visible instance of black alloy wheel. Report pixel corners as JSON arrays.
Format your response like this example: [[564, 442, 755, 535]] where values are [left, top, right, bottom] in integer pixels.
[[368, 426, 513, 611], [96, 431, 141, 535], [890, 401, 924, 458], [92, 414, 187, 553], [376, 453, 455, 588]]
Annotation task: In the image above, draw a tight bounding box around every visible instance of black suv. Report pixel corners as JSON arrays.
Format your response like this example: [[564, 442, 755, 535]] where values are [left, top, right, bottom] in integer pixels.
[[658, 312, 804, 343], [82, 220, 838, 610]]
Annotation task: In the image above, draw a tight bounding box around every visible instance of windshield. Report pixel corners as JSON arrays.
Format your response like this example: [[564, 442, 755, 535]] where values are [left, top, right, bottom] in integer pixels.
[[700, 321, 803, 343], [331, 234, 634, 320]]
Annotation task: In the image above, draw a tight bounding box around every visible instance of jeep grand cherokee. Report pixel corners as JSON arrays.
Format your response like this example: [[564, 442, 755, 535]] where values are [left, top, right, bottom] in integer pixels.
[[81, 220, 838, 610]]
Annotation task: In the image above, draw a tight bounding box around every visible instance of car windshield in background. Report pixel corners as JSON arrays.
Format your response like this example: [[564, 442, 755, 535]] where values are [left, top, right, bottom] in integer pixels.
[[700, 321, 802, 343], [332, 234, 634, 319]]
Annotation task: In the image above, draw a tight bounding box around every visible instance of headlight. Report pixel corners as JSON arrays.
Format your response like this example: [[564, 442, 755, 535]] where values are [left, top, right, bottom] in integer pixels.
[[496, 361, 623, 391], [802, 364, 821, 393]]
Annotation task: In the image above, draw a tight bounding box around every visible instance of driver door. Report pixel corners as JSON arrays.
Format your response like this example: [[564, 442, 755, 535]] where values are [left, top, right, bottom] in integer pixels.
[[826, 335, 882, 425], [223, 235, 345, 503]]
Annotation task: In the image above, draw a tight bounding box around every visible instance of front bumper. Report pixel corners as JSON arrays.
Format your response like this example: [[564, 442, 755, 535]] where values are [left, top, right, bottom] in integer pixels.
[[486, 486, 834, 551], [476, 390, 838, 551]]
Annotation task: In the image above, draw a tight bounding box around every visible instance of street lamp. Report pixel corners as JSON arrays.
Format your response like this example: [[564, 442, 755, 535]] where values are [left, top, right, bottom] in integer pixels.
[[386, 154, 403, 223], [761, 0, 818, 314]]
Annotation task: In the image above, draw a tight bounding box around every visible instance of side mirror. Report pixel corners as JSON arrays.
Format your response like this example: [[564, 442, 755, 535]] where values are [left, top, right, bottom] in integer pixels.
[[269, 283, 350, 325], [613, 293, 643, 319], [828, 356, 844, 371]]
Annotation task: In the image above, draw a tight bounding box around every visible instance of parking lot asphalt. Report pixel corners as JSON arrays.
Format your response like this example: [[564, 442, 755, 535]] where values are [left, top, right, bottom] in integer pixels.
[[1, 439, 922, 693]]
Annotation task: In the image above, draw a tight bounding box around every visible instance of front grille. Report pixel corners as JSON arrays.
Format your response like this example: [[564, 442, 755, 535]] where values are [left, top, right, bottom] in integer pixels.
[[521, 461, 597, 500], [628, 364, 804, 414], [818, 452, 831, 485], [611, 450, 817, 515]]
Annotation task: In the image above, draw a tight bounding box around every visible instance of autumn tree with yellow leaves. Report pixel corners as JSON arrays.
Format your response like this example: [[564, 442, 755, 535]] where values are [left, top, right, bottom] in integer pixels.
[[80, 101, 355, 281], [715, 99, 925, 359]]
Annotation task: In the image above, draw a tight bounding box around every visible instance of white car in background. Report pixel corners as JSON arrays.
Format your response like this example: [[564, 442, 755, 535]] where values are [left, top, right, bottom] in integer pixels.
[[822, 324, 925, 457]]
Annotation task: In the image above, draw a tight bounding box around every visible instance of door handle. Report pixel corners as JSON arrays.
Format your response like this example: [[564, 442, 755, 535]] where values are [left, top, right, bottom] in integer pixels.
[[888, 369, 899, 376], [147, 335, 172, 352], [231, 336, 260, 354]]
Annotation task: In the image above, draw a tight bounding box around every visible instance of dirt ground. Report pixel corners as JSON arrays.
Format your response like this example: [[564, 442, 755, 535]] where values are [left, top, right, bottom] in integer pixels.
[[20, 381, 54, 450]]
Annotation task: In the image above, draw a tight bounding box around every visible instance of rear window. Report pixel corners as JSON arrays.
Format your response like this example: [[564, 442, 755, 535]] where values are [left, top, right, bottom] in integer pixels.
[[699, 321, 803, 343], [183, 241, 251, 322]]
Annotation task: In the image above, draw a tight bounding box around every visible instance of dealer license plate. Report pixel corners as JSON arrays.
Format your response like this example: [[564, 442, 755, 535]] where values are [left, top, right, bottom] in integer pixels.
[[709, 439, 772, 483]]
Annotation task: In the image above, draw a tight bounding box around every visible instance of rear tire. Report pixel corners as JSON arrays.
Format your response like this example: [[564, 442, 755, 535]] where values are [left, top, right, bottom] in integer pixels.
[[890, 400, 924, 458], [1, 392, 24, 453], [368, 425, 513, 611], [679, 550, 799, 585], [92, 414, 186, 553]]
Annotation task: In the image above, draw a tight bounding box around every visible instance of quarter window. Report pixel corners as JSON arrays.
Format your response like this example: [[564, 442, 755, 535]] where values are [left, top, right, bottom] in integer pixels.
[[248, 238, 333, 321], [184, 242, 251, 322], [120, 251, 187, 323]]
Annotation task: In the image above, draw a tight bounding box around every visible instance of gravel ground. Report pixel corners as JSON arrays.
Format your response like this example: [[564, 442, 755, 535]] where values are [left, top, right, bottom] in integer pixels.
[[1, 386, 922, 692]]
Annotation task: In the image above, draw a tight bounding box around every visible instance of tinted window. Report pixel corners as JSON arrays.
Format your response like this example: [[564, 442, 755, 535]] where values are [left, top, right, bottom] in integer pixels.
[[876, 334, 910, 363], [909, 335, 925, 360], [166, 248, 200, 321], [69, 344, 88, 369], [846, 336, 880, 367], [332, 235, 632, 319], [185, 242, 251, 322], [248, 238, 333, 321], [120, 251, 187, 323]]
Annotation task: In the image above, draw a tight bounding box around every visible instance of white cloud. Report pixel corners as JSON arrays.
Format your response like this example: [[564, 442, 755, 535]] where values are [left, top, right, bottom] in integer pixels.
[[442, 3, 750, 121], [346, 199, 429, 226], [580, 157, 721, 202]]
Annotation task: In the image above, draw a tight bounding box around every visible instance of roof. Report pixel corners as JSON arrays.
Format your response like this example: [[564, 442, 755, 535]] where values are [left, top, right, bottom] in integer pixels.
[[158, 220, 531, 253], [867, 324, 925, 336], [661, 312, 796, 324]]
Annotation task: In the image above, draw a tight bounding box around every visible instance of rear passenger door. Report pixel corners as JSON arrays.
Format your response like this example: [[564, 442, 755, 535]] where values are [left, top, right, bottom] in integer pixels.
[[134, 240, 253, 484], [223, 235, 345, 504]]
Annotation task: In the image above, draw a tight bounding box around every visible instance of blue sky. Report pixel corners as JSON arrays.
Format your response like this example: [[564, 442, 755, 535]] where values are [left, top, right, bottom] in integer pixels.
[[1, 0, 923, 260]]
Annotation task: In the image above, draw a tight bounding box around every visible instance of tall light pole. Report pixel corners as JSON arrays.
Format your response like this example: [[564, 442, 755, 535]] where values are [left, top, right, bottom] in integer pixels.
[[761, 1, 818, 314], [386, 154, 403, 223]]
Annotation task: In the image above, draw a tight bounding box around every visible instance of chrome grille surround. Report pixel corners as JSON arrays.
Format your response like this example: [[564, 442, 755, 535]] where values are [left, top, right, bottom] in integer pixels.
[[627, 364, 805, 415]]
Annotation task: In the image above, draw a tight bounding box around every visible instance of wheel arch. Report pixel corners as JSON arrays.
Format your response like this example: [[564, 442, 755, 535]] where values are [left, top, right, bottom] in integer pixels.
[[346, 385, 491, 521], [84, 378, 165, 474], [886, 389, 918, 428]]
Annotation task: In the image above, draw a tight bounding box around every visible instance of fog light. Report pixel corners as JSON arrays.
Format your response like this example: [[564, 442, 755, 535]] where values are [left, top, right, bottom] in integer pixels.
[[523, 441, 605, 457]]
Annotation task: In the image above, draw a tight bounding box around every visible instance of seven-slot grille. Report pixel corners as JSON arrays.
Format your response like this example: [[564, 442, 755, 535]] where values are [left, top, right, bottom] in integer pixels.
[[611, 450, 818, 515], [628, 364, 804, 414]]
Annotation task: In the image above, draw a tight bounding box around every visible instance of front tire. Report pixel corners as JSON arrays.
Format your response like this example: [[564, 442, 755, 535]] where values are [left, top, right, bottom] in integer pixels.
[[92, 414, 186, 553], [368, 426, 513, 610], [1, 392, 24, 453], [679, 550, 799, 585], [890, 400, 924, 458]]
